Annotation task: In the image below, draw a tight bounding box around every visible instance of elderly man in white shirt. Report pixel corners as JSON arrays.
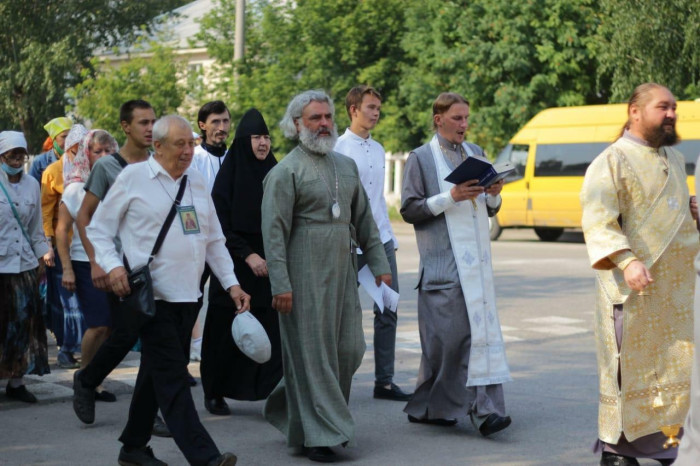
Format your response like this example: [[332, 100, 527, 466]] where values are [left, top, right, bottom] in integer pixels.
[[88, 115, 247, 466], [334, 85, 411, 402]]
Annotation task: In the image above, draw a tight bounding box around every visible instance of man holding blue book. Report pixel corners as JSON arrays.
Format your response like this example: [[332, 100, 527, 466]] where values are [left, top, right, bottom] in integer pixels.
[[400, 92, 512, 436]]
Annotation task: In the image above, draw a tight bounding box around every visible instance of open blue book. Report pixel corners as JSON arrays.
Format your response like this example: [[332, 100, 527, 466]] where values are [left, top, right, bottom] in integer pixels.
[[444, 154, 515, 187]]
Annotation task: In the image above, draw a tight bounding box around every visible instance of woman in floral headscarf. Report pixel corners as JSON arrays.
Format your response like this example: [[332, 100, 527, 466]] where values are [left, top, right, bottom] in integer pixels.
[[55, 129, 118, 402], [44, 124, 88, 369]]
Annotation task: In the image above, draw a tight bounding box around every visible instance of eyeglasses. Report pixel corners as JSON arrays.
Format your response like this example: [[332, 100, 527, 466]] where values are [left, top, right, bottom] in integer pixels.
[[252, 135, 271, 142]]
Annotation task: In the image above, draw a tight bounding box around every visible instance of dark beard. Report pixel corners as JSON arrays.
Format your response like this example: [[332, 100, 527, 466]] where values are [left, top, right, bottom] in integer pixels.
[[645, 121, 679, 148]]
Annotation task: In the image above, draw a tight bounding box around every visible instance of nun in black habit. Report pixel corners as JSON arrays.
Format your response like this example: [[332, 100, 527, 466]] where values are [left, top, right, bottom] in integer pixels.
[[201, 108, 282, 415]]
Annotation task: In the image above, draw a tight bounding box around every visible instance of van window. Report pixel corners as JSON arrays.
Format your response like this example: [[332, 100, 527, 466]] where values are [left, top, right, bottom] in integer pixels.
[[534, 143, 610, 177], [494, 144, 529, 181], [676, 140, 700, 175]]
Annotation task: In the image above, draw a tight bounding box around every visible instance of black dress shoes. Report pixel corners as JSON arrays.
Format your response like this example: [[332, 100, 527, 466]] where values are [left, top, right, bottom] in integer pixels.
[[6, 383, 37, 403], [205, 397, 231, 416], [151, 415, 172, 438], [599, 452, 640, 466], [118, 445, 167, 466], [407, 414, 458, 426], [478, 413, 512, 436], [206, 452, 238, 466], [306, 446, 337, 463], [374, 383, 413, 401], [73, 370, 95, 423]]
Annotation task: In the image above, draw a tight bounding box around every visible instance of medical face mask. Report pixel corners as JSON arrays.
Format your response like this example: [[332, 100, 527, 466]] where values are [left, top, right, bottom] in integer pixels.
[[1, 163, 24, 176]]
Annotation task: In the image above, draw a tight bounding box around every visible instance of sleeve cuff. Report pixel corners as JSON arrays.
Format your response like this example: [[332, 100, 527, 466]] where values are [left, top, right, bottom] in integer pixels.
[[609, 250, 638, 270], [427, 191, 456, 216], [221, 274, 239, 291], [486, 194, 501, 209]]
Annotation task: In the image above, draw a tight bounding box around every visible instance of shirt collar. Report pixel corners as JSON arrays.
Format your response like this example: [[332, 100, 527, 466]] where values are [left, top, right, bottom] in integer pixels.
[[622, 129, 653, 148], [343, 128, 372, 144], [147, 155, 171, 180], [436, 133, 460, 151]]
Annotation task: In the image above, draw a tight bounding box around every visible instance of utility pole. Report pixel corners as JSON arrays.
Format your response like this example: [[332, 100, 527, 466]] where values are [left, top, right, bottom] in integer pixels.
[[233, 0, 245, 86]]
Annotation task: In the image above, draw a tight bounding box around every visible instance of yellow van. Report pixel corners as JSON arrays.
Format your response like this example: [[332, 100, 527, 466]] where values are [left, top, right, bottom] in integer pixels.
[[490, 100, 700, 241]]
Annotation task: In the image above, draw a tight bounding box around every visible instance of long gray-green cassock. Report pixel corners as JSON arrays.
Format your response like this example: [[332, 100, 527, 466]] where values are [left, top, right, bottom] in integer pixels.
[[261, 144, 390, 448]]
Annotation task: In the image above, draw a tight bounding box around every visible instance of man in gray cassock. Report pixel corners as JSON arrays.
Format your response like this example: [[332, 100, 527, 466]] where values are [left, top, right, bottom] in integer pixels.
[[401, 92, 512, 436], [261, 89, 391, 463]]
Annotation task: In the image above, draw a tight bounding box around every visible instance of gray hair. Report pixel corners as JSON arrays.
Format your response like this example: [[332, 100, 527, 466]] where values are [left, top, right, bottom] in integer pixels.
[[153, 115, 192, 143], [89, 130, 119, 153], [279, 90, 335, 139]]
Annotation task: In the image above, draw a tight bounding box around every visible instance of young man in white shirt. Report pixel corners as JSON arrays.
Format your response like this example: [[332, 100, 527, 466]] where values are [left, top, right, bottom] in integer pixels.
[[334, 85, 411, 402]]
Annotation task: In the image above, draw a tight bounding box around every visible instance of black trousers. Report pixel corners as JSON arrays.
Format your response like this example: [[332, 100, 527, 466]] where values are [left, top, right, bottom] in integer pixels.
[[80, 293, 138, 388], [118, 301, 219, 466]]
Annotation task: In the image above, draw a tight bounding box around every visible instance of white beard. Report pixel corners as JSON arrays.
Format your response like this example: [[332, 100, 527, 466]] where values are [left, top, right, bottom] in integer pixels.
[[299, 124, 338, 154]]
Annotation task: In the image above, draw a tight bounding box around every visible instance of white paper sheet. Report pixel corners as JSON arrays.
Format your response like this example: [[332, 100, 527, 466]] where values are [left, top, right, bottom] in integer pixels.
[[358, 265, 399, 313]]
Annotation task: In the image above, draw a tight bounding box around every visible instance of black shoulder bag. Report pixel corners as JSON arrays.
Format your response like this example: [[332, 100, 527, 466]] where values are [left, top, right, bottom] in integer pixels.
[[120, 175, 188, 328]]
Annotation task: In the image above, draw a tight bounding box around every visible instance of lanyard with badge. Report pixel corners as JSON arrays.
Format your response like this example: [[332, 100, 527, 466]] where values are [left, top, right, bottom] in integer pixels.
[[151, 164, 201, 235]]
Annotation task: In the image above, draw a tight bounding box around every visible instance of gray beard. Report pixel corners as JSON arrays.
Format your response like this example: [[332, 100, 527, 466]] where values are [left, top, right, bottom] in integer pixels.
[[299, 124, 338, 154]]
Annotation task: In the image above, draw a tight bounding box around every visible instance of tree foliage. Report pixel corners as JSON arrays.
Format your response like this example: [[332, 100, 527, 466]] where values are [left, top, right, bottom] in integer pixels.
[[394, 0, 604, 155], [71, 44, 187, 145], [197, 0, 409, 155], [197, 0, 605, 156], [6, 0, 700, 156], [596, 0, 700, 102], [0, 0, 187, 151]]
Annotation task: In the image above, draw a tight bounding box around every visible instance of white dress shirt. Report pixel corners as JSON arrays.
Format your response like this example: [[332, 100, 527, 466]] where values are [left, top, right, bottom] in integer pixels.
[[334, 128, 397, 252], [192, 145, 226, 193], [87, 156, 238, 302], [0, 172, 50, 273]]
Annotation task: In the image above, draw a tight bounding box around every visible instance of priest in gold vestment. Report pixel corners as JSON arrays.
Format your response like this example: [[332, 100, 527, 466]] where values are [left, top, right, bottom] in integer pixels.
[[581, 83, 699, 466]]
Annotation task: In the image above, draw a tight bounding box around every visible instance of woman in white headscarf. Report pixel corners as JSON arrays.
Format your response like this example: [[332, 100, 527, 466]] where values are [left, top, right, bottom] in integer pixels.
[[55, 129, 118, 402], [0, 131, 51, 403]]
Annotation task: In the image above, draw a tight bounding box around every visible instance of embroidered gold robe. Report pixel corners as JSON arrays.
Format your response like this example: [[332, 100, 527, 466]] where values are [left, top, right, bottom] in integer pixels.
[[580, 136, 698, 443]]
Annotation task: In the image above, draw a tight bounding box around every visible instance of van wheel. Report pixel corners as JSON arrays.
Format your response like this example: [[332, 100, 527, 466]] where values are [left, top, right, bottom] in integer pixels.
[[534, 227, 564, 242], [489, 217, 502, 241]]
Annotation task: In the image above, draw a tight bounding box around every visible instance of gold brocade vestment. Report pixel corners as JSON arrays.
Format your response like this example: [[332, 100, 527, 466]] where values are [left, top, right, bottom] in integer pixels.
[[581, 137, 698, 443]]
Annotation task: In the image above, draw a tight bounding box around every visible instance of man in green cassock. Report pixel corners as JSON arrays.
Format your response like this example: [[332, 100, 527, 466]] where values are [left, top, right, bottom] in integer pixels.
[[261, 90, 391, 463]]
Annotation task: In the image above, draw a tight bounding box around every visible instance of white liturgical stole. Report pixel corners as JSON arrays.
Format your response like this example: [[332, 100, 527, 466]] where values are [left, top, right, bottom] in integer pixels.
[[429, 135, 511, 386]]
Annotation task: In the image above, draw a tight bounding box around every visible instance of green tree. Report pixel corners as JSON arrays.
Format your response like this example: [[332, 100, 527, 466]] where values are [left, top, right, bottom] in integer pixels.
[[0, 0, 188, 151], [70, 43, 187, 145], [199, 0, 605, 156], [596, 0, 700, 102], [398, 0, 604, 156], [197, 0, 409, 155]]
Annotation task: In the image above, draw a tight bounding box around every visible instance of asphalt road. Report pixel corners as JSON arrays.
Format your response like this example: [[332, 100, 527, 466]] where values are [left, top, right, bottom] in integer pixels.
[[0, 224, 665, 465]]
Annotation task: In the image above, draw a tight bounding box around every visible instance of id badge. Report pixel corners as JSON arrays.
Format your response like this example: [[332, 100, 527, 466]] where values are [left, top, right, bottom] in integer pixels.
[[177, 205, 200, 234]]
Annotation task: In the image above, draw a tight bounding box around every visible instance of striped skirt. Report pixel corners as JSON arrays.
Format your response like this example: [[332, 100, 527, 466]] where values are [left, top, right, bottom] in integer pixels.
[[0, 269, 50, 378]]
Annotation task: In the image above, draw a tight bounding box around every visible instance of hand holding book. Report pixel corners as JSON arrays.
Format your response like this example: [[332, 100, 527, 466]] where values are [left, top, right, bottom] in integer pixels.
[[444, 154, 515, 187], [450, 179, 484, 202]]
